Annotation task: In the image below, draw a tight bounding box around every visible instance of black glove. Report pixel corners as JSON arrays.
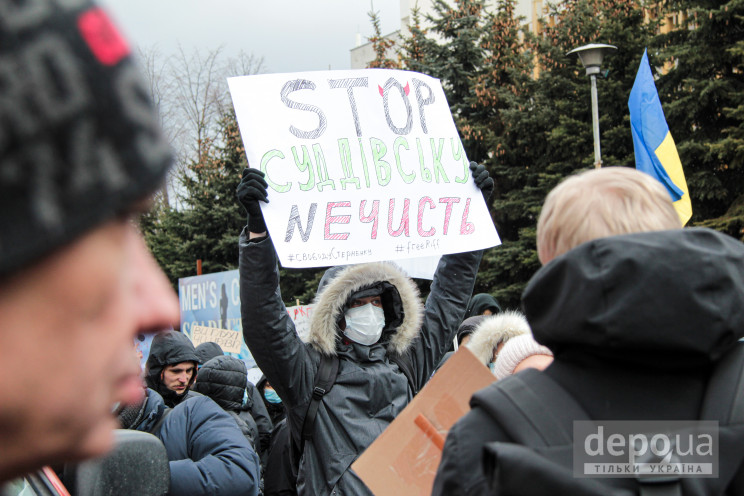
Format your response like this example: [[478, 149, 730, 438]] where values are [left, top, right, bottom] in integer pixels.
[[469, 161, 494, 202], [236, 167, 269, 233]]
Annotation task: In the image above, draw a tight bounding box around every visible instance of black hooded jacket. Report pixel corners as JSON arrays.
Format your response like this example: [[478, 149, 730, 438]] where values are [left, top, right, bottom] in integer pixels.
[[195, 341, 224, 364], [434, 228, 744, 496], [145, 330, 201, 408], [193, 355, 260, 451]]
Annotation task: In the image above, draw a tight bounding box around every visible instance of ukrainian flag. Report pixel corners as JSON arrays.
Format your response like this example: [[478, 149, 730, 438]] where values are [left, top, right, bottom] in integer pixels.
[[628, 49, 692, 226]]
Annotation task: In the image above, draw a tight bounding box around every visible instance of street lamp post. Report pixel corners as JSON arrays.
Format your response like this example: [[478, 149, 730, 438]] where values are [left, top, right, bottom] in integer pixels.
[[567, 43, 617, 169]]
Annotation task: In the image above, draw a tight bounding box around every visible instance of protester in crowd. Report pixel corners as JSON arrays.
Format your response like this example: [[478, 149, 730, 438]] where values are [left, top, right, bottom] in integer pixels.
[[435, 316, 487, 372], [237, 162, 492, 495], [0, 0, 179, 485], [465, 311, 531, 374], [145, 331, 201, 408], [195, 341, 225, 368], [118, 387, 260, 496], [256, 376, 287, 426], [490, 333, 552, 380], [433, 167, 712, 496], [193, 355, 260, 453], [536, 166, 683, 265], [193, 340, 274, 456], [462, 293, 502, 322]]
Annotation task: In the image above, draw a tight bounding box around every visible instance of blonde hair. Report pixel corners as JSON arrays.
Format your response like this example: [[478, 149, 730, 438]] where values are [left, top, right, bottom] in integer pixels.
[[537, 167, 681, 265]]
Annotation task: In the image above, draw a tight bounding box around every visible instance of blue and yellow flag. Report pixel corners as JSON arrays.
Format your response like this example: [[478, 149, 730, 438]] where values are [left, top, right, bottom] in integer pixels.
[[628, 49, 692, 225]]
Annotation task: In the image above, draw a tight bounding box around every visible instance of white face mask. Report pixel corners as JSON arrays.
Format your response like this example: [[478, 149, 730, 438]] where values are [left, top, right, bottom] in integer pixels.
[[343, 303, 386, 346]]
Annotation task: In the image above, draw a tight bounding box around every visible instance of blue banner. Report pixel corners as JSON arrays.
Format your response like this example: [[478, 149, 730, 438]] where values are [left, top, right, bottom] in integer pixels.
[[178, 270, 255, 369]]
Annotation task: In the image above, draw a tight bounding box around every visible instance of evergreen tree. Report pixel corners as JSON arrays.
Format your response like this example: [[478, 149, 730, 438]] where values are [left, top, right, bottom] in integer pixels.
[[654, 0, 744, 236], [367, 8, 400, 69]]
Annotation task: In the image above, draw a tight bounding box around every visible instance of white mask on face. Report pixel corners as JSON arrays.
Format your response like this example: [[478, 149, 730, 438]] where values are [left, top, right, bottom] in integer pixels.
[[343, 303, 386, 346]]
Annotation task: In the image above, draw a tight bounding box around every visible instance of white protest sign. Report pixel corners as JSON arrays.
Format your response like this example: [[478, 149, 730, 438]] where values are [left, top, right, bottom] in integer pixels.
[[286, 304, 314, 341], [228, 69, 500, 268], [190, 325, 243, 354]]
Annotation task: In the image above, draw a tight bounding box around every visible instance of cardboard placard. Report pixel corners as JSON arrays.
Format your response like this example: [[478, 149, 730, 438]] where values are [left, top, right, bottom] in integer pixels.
[[190, 325, 243, 354], [352, 347, 496, 495]]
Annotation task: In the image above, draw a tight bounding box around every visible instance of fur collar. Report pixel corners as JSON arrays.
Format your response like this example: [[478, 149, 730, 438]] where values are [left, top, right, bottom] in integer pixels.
[[306, 263, 423, 356]]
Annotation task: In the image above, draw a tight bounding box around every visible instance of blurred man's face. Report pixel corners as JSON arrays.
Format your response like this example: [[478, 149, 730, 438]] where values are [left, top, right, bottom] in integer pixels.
[[162, 362, 196, 395], [0, 218, 179, 481]]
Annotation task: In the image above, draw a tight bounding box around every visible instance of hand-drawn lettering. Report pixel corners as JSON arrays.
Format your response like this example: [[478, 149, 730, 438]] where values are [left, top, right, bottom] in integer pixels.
[[328, 77, 368, 137], [292, 145, 315, 191], [393, 137, 415, 184], [412, 78, 435, 134], [451, 138, 470, 183], [313, 143, 336, 192], [460, 198, 475, 235], [285, 203, 317, 242], [337, 138, 361, 189], [371, 137, 391, 186], [430, 138, 449, 183], [416, 138, 432, 182], [261, 149, 291, 193], [324, 201, 351, 240], [380, 77, 413, 135], [388, 198, 410, 237], [281, 79, 327, 140], [360, 200, 380, 239], [357, 137, 372, 188], [438, 197, 460, 235], [417, 197, 436, 237]]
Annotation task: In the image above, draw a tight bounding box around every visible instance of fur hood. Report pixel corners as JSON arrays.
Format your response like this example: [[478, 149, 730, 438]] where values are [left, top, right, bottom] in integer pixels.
[[306, 262, 423, 356], [465, 311, 530, 365]]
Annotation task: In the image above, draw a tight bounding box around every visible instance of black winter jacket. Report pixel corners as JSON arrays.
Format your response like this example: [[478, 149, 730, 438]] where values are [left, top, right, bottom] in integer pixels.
[[193, 355, 260, 452], [239, 231, 482, 495], [433, 228, 744, 496], [133, 388, 260, 496]]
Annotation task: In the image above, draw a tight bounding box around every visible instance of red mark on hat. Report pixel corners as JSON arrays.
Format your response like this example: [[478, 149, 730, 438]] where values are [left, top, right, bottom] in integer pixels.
[[78, 8, 130, 66]]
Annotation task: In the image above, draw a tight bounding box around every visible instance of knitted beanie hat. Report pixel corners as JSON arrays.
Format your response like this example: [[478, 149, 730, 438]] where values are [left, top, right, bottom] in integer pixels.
[[492, 333, 553, 380], [0, 0, 172, 276]]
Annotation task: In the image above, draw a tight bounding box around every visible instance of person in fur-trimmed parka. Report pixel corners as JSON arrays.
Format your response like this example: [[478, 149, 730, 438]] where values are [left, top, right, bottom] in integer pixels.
[[236, 163, 493, 496], [464, 310, 530, 372]]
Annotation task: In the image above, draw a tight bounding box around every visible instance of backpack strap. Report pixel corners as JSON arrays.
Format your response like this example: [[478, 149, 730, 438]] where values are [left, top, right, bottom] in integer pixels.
[[301, 353, 339, 442], [474, 369, 591, 448], [390, 353, 419, 396]]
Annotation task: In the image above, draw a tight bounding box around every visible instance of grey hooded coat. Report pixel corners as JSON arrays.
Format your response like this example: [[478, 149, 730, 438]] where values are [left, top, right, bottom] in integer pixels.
[[239, 231, 483, 496]]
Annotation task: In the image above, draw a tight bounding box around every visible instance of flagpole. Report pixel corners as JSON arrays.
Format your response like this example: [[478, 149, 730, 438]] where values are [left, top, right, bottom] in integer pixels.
[[567, 44, 617, 169]]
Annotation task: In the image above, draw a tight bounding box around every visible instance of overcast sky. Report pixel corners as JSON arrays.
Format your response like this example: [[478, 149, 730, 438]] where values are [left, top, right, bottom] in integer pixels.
[[99, 0, 401, 74]]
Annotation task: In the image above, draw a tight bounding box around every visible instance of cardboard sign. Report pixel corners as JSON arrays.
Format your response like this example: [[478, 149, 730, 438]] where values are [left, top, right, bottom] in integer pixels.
[[190, 325, 243, 354], [352, 347, 496, 495], [228, 69, 500, 269]]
